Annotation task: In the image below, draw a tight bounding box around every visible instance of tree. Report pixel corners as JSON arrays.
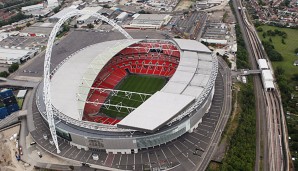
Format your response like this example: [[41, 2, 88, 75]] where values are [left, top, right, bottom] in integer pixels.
[[292, 74, 298, 82], [275, 66, 285, 76], [281, 38, 285, 44], [8, 63, 19, 73], [0, 71, 9, 78], [87, 23, 94, 29], [63, 24, 70, 32], [53, 6, 60, 13], [103, 4, 110, 8], [295, 48, 298, 54], [26, 22, 31, 27], [257, 27, 263, 32]]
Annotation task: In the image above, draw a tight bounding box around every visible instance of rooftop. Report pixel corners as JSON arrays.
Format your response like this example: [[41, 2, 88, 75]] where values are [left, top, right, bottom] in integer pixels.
[[50, 39, 216, 132]]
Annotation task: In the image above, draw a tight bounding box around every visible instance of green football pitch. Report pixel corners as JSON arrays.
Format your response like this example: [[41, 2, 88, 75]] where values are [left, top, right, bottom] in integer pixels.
[[100, 74, 167, 118]]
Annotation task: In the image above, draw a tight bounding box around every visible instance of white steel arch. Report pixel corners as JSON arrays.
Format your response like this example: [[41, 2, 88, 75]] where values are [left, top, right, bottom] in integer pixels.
[[44, 10, 132, 153]]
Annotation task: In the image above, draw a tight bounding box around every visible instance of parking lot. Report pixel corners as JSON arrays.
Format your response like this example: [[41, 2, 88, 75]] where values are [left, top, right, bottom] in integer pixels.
[[12, 29, 167, 78], [0, 36, 47, 50]]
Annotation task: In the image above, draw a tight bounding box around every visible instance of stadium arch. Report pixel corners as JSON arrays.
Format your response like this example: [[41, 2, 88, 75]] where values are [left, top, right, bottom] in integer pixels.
[[43, 10, 133, 153]]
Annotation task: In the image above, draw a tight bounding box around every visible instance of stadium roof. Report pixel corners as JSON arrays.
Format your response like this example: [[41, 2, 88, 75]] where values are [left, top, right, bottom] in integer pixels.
[[51, 39, 216, 132], [117, 91, 195, 132], [51, 39, 139, 120]]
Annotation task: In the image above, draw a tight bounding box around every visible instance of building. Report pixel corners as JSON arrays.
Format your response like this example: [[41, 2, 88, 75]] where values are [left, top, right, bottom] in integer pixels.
[[200, 23, 228, 45], [124, 14, 172, 29], [294, 60, 298, 66], [116, 12, 128, 21], [36, 38, 218, 154], [21, 3, 44, 13], [49, 6, 79, 23], [47, 0, 59, 8], [0, 48, 36, 64], [76, 6, 103, 24]]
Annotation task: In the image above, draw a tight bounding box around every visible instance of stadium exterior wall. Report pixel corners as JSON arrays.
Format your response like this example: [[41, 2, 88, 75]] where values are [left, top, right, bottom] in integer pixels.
[[36, 83, 215, 154]]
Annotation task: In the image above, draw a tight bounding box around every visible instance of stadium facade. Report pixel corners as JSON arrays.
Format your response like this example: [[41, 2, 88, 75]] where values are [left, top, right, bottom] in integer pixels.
[[36, 38, 218, 154]]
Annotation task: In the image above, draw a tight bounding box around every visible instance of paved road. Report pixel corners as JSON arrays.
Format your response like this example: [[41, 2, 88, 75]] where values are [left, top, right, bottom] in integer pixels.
[[195, 57, 232, 171], [0, 79, 38, 88]]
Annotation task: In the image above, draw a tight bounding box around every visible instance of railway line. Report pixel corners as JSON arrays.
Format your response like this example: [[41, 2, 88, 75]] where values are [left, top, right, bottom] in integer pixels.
[[232, 0, 290, 170]]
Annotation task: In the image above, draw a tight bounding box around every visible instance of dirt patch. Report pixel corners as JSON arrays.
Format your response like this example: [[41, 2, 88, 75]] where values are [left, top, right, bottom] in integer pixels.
[[0, 126, 33, 171], [174, 0, 193, 11]]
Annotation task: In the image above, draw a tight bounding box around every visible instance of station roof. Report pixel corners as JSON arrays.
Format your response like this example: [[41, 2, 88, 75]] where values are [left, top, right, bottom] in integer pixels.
[[258, 59, 269, 69], [262, 70, 274, 81]]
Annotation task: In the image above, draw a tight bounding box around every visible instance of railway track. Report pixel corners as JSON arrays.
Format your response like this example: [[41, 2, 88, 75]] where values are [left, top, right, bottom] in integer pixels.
[[233, 0, 290, 170]]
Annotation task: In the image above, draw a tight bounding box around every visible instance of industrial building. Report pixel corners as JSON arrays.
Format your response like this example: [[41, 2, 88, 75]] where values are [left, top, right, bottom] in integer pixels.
[[200, 23, 228, 45], [47, 0, 59, 8], [76, 6, 103, 24], [116, 12, 129, 21], [21, 3, 44, 13], [124, 14, 172, 29], [0, 48, 36, 64], [49, 6, 79, 23]]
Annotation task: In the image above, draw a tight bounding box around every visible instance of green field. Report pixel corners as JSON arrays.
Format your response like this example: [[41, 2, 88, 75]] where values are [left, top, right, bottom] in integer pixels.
[[100, 74, 167, 118], [257, 25, 298, 77]]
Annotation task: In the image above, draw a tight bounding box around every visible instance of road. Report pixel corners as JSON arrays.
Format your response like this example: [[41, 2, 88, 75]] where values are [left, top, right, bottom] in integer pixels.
[[195, 57, 232, 171], [231, 0, 290, 170]]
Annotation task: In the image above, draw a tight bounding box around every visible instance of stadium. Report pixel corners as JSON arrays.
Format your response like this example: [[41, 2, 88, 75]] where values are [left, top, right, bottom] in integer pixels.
[[35, 37, 218, 155], [32, 12, 218, 158]]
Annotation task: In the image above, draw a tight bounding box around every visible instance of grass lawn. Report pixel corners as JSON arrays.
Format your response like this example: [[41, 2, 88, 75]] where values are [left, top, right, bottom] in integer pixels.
[[257, 25, 298, 77], [17, 98, 24, 109], [100, 74, 167, 118]]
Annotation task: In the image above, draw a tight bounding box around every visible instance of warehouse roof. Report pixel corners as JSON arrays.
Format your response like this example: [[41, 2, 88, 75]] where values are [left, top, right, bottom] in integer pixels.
[[0, 48, 33, 59], [49, 6, 78, 20]]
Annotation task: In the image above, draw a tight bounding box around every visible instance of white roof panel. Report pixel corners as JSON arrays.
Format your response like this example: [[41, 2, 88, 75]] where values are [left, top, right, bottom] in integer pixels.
[[170, 71, 195, 84], [264, 80, 274, 89], [190, 73, 210, 87], [198, 53, 213, 61], [50, 7, 78, 19], [183, 51, 198, 59], [258, 59, 268, 69], [174, 39, 211, 53], [117, 91, 195, 132], [262, 70, 273, 81], [161, 82, 187, 94], [198, 60, 213, 70], [51, 39, 140, 120], [17, 90, 27, 98], [176, 65, 197, 72], [0, 48, 32, 59], [182, 86, 204, 98]]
